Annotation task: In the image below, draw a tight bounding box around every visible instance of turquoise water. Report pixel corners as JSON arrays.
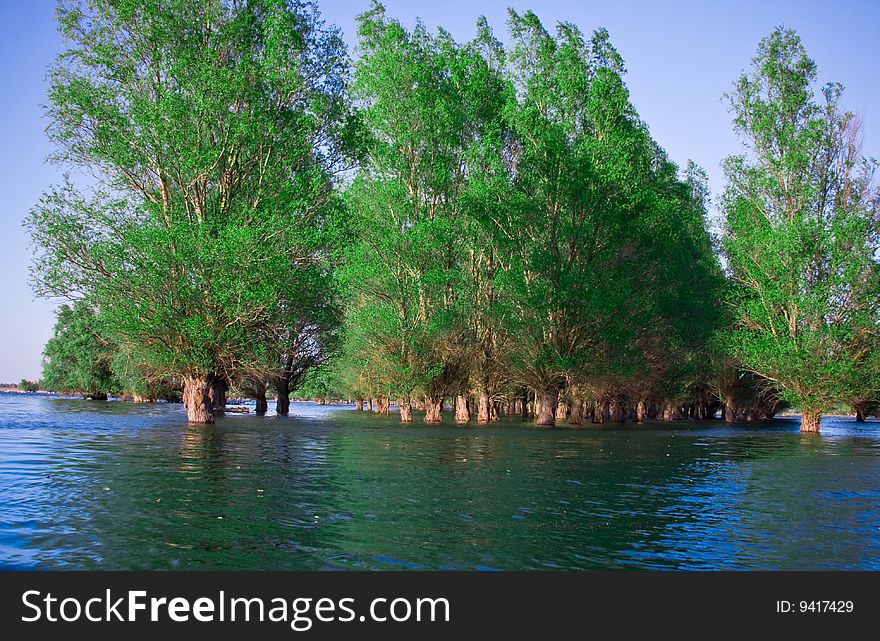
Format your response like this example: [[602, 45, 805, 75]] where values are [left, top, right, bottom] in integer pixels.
[[1, 392, 878, 570]]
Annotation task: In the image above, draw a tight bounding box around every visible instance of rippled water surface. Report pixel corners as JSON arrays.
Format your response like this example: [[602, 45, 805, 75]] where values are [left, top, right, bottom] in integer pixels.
[[1, 392, 879, 570]]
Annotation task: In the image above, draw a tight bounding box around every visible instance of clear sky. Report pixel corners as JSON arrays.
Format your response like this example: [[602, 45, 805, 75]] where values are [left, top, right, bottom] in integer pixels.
[[1, 0, 878, 382]]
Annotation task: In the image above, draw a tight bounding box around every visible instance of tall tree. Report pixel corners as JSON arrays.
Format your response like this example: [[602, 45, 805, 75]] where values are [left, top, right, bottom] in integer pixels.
[[722, 27, 880, 432], [41, 301, 116, 399], [27, 0, 354, 422], [338, 3, 507, 423], [496, 10, 718, 426]]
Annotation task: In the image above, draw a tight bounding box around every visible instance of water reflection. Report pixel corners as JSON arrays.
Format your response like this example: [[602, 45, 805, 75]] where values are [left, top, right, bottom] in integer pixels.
[[0, 392, 878, 570]]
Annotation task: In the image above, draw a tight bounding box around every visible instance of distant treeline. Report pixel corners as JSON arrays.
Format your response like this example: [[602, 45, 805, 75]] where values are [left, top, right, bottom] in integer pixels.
[[0, 380, 40, 392], [27, 1, 880, 432]]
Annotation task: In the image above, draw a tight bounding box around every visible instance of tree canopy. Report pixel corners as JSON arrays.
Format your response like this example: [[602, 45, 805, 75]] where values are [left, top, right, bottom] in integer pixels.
[[721, 27, 880, 431], [27, 0, 356, 422], [26, 3, 879, 432]]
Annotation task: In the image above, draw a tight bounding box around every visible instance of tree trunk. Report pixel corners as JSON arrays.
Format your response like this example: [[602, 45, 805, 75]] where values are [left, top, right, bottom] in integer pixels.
[[455, 395, 470, 424], [855, 405, 866, 422], [520, 390, 530, 420], [255, 390, 268, 413], [635, 400, 646, 423], [555, 400, 569, 423], [183, 374, 214, 424], [535, 388, 559, 427], [399, 397, 413, 423], [376, 397, 390, 416], [592, 400, 606, 424], [611, 399, 626, 422], [477, 391, 490, 423], [368, 398, 374, 412], [568, 400, 583, 425], [424, 397, 443, 424], [662, 403, 682, 421], [275, 377, 290, 416], [87, 392, 108, 401], [583, 402, 594, 422], [208, 374, 227, 412], [355, 398, 364, 411], [801, 411, 821, 433], [724, 398, 737, 423]]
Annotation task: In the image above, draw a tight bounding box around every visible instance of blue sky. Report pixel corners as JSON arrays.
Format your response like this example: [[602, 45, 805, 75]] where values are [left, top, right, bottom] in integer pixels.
[[1, 0, 878, 382]]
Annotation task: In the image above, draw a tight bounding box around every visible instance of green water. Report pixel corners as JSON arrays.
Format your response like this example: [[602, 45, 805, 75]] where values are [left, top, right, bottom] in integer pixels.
[[1, 392, 878, 570]]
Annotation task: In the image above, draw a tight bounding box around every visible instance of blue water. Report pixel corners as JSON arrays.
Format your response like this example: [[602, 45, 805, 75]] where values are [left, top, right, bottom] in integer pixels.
[[1, 392, 878, 570]]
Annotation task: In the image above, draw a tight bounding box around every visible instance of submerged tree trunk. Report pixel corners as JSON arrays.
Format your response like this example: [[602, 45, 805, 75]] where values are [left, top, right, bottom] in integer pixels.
[[520, 390, 530, 420], [275, 377, 290, 416], [208, 374, 227, 412], [610, 399, 626, 423], [399, 397, 413, 423], [592, 400, 606, 424], [568, 400, 583, 425], [424, 397, 443, 424], [368, 398, 374, 412], [375, 397, 390, 416], [255, 390, 268, 413], [246, 379, 268, 413], [183, 374, 214, 424], [635, 400, 646, 423], [455, 395, 470, 424], [555, 400, 569, 423], [535, 388, 559, 427], [723, 398, 737, 423], [583, 402, 594, 422], [477, 391, 490, 423], [355, 398, 365, 411], [801, 411, 821, 433], [662, 403, 682, 421]]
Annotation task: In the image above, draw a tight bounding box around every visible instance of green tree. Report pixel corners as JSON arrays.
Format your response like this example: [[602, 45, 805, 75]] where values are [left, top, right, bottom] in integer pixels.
[[41, 301, 116, 399], [18, 380, 40, 393], [338, 3, 507, 423], [494, 10, 721, 426], [722, 28, 880, 432], [27, 0, 354, 422]]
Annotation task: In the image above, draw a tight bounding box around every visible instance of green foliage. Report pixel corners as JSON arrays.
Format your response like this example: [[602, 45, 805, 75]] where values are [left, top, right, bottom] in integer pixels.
[[334, 3, 510, 404], [722, 27, 880, 419], [29, 4, 861, 430], [334, 5, 724, 419], [292, 365, 342, 402], [27, 0, 354, 411], [499, 10, 720, 396], [41, 301, 116, 396], [18, 380, 40, 393]]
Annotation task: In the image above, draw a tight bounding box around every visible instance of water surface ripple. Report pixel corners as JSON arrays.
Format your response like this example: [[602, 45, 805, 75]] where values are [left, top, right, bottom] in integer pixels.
[[1, 393, 878, 570]]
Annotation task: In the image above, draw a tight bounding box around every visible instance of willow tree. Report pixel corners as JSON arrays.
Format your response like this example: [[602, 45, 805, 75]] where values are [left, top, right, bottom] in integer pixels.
[[41, 301, 116, 399], [338, 3, 507, 423], [722, 28, 880, 432], [26, 0, 353, 422], [492, 12, 652, 425]]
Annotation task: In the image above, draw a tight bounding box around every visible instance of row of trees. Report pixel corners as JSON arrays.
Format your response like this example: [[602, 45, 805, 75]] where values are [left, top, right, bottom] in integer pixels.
[[28, 1, 879, 432]]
